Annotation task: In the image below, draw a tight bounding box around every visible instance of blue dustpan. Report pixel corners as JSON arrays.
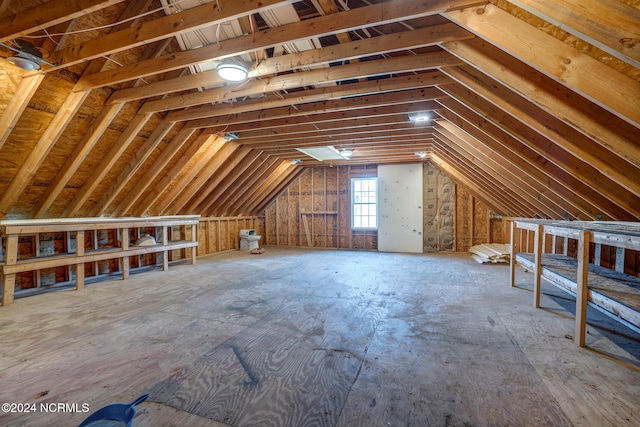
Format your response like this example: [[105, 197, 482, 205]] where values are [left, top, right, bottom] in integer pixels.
[[78, 394, 148, 427]]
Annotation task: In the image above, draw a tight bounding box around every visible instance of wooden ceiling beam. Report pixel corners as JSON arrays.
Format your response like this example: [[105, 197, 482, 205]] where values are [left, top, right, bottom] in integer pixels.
[[0, 89, 90, 219], [237, 117, 419, 140], [157, 145, 251, 216], [435, 106, 599, 220], [142, 142, 240, 216], [0, 74, 45, 150], [441, 37, 640, 170], [433, 125, 565, 218], [25, 1, 169, 218], [184, 87, 444, 129], [272, 139, 436, 156], [442, 64, 640, 198], [146, 52, 461, 114], [218, 88, 442, 133], [212, 158, 285, 216], [203, 158, 281, 215], [32, 102, 124, 218], [245, 129, 435, 150], [437, 88, 640, 220], [90, 116, 174, 212], [314, 0, 362, 81], [198, 155, 277, 215], [429, 152, 515, 216], [112, 131, 217, 217], [171, 149, 264, 214], [48, 0, 297, 70], [169, 73, 449, 123], [253, 166, 307, 214], [190, 103, 442, 137], [439, 81, 640, 215], [91, 125, 197, 217], [87, 117, 178, 215], [444, 4, 640, 127], [237, 122, 432, 145], [432, 142, 532, 215], [232, 162, 297, 216], [75, 0, 483, 90], [507, 0, 640, 68], [62, 112, 153, 217], [127, 134, 225, 216], [0, 0, 126, 42], [108, 23, 471, 104]]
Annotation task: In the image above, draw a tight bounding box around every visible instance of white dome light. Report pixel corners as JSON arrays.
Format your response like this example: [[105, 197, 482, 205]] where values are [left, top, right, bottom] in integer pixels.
[[8, 56, 40, 70], [217, 62, 248, 82], [339, 148, 354, 158]]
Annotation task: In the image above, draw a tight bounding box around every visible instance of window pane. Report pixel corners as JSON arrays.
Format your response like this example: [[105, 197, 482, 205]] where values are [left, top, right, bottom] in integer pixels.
[[352, 178, 377, 229]]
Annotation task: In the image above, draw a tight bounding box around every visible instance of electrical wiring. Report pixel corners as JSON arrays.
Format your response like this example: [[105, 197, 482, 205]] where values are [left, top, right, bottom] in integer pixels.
[[19, 0, 190, 40]]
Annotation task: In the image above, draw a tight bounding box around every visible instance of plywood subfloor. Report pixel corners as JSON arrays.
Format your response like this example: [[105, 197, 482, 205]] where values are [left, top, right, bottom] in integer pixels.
[[0, 248, 638, 426]]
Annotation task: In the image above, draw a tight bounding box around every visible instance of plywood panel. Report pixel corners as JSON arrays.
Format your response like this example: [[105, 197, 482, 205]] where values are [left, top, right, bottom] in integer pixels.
[[337, 166, 351, 249], [288, 181, 300, 246], [299, 169, 313, 247], [229, 220, 238, 250], [219, 221, 229, 252], [473, 198, 489, 246], [197, 221, 208, 255], [326, 167, 338, 248], [491, 216, 506, 244], [276, 194, 288, 246]]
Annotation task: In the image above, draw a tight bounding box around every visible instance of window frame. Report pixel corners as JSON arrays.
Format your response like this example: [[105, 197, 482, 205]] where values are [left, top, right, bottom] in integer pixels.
[[351, 177, 378, 230]]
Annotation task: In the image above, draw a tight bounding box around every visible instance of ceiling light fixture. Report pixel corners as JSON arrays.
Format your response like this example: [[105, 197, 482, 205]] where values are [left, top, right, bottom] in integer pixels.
[[408, 112, 430, 122], [216, 62, 248, 82], [2, 40, 56, 70], [339, 148, 354, 159], [290, 159, 303, 164], [414, 151, 428, 158], [7, 56, 40, 70]]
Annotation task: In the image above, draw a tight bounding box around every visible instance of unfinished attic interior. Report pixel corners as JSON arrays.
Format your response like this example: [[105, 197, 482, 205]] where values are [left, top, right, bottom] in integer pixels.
[[1, 0, 639, 425]]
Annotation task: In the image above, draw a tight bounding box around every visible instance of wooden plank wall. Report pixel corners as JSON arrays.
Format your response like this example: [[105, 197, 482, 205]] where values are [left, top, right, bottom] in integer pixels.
[[266, 164, 500, 252], [197, 216, 264, 255], [264, 165, 378, 250]]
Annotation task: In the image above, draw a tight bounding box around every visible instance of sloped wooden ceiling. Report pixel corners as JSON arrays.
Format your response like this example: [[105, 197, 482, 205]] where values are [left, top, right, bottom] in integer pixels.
[[0, 0, 638, 220]]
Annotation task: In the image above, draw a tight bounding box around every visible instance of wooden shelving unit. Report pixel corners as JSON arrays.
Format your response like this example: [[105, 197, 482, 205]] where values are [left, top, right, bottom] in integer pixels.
[[0, 216, 199, 306], [510, 219, 640, 347]]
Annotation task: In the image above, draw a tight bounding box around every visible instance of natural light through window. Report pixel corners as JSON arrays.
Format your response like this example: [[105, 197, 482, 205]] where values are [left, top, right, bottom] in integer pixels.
[[352, 177, 377, 229]]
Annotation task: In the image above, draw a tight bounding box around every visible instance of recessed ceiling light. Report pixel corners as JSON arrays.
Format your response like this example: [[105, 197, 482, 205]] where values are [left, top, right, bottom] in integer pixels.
[[414, 151, 428, 158]]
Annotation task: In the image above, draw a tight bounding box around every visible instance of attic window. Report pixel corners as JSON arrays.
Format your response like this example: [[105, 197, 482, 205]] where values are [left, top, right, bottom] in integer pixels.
[[352, 177, 377, 229]]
